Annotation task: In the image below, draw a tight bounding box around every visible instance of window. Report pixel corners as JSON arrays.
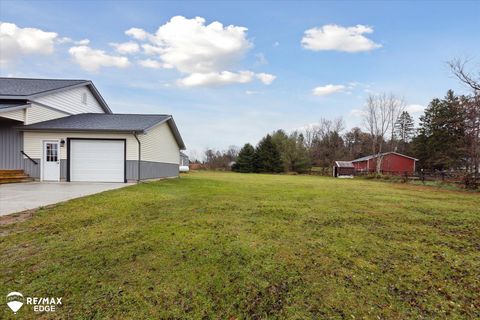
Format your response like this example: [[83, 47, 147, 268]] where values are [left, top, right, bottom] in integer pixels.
[[46, 143, 58, 162], [81, 92, 87, 105]]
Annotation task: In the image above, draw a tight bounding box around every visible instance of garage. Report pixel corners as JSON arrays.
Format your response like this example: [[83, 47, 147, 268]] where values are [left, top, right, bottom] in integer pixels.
[[68, 139, 126, 182]]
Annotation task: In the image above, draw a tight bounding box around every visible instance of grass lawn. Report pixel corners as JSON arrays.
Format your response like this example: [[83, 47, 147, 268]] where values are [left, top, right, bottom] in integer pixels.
[[1, 171, 479, 319]]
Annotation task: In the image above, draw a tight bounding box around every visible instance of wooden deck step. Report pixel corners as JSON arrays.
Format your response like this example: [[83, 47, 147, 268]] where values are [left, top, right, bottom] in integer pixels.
[[0, 177, 34, 184], [0, 169, 24, 175], [0, 170, 34, 184]]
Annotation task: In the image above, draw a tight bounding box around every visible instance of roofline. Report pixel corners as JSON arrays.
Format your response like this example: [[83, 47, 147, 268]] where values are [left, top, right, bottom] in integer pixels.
[[352, 151, 418, 162], [0, 80, 88, 98], [28, 100, 72, 115], [0, 104, 30, 113], [0, 80, 112, 114], [351, 158, 371, 163], [85, 82, 112, 114], [335, 161, 354, 165], [17, 127, 145, 134], [166, 118, 186, 150]]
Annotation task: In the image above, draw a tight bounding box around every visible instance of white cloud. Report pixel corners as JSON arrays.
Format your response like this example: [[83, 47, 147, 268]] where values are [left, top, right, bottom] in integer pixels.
[[245, 90, 260, 95], [76, 39, 90, 45], [177, 71, 276, 87], [256, 73, 276, 85], [0, 22, 57, 65], [147, 16, 252, 73], [312, 84, 346, 96], [68, 46, 130, 72], [125, 16, 274, 87], [405, 104, 425, 113], [138, 58, 163, 69], [125, 27, 149, 41], [57, 37, 90, 45], [178, 71, 255, 87], [302, 24, 381, 52], [142, 43, 163, 55], [109, 41, 140, 54]]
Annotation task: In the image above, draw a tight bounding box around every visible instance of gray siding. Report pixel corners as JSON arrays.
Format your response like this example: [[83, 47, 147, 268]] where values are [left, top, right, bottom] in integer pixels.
[[24, 159, 67, 180], [0, 119, 24, 169], [24, 158, 40, 178], [126, 160, 179, 181], [60, 159, 67, 180]]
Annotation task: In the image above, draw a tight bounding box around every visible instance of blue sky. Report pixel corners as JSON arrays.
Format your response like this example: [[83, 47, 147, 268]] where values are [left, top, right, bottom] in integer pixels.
[[1, 1, 479, 158]]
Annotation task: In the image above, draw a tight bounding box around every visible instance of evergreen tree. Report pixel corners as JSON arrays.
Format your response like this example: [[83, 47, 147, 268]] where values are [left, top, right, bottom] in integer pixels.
[[271, 130, 312, 172], [412, 90, 466, 170], [232, 143, 255, 173], [394, 111, 415, 153], [254, 134, 283, 173], [287, 132, 312, 173]]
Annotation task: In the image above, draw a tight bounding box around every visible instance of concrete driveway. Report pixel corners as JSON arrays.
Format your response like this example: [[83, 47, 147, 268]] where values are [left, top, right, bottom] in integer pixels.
[[0, 182, 134, 216]]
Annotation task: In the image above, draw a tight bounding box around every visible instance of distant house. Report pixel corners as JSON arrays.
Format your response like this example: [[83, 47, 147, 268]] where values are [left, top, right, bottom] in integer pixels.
[[0, 78, 185, 183], [333, 161, 354, 178], [352, 152, 418, 175], [180, 151, 189, 172]]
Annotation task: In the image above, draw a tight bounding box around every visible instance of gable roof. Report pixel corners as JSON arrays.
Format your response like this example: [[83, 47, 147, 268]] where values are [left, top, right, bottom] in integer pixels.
[[352, 152, 418, 162], [0, 78, 88, 96], [0, 77, 112, 114], [18, 113, 186, 149]]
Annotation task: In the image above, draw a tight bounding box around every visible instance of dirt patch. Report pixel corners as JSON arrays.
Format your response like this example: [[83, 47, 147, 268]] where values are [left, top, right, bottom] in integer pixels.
[[0, 209, 36, 226]]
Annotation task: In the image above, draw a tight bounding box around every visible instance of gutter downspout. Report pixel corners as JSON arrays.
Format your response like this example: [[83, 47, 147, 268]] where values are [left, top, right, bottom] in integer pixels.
[[133, 132, 141, 183]]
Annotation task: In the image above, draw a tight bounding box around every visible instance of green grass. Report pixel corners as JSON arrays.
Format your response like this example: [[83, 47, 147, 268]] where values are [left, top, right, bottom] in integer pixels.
[[1, 171, 479, 319]]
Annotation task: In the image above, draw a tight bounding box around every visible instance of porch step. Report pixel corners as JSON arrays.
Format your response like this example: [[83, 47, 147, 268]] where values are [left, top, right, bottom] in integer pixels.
[[0, 169, 24, 175], [0, 170, 34, 184]]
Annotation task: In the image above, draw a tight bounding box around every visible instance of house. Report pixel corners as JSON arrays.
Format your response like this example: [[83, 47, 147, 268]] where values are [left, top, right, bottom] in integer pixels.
[[352, 152, 417, 175], [0, 78, 185, 183], [333, 161, 354, 178]]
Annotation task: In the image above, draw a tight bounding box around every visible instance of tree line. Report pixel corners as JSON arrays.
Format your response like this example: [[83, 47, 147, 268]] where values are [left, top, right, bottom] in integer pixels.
[[201, 59, 479, 176]]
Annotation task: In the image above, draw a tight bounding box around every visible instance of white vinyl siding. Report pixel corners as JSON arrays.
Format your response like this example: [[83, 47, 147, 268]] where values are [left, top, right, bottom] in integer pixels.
[[25, 104, 69, 125], [23, 131, 138, 160], [0, 109, 25, 122], [34, 86, 105, 114], [139, 122, 180, 164]]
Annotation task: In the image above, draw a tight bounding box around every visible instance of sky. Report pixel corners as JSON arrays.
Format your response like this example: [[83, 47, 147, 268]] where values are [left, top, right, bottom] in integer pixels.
[[1, 0, 479, 159]]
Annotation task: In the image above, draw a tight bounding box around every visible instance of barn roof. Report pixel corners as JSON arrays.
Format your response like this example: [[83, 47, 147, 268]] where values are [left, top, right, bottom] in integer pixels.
[[352, 152, 418, 162], [335, 161, 354, 168]]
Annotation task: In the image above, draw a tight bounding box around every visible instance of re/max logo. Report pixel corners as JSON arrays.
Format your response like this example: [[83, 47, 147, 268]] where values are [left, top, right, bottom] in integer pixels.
[[26, 297, 62, 305], [26, 296, 62, 312]]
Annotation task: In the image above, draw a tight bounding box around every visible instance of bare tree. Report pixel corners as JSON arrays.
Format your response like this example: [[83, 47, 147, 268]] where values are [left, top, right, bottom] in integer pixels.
[[302, 125, 320, 149], [449, 57, 480, 186], [363, 93, 405, 173], [309, 117, 346, 167], [388, 96, 406, 151], [448, 57, 480, 92]]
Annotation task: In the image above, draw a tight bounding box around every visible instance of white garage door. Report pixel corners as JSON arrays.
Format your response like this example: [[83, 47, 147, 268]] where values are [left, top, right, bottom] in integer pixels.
[[70, 140, 125, 182]]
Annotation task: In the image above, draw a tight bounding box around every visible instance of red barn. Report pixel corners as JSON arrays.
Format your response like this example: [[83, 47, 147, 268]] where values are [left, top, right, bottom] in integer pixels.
[[352, 152, 418, 175]]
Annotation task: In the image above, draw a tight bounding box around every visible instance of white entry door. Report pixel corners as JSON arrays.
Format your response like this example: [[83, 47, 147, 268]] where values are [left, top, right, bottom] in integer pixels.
[[70, 140, 125, 182], [42, 141, 60, 181]]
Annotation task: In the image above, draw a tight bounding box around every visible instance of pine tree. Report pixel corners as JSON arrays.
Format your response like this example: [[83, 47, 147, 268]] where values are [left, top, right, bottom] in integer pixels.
[[394, 111, 415, 153], [254, 134, 283, 173], [232, 143, 255, 173], [270, 130, 312, 172], [412, 90, 466, 170]]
